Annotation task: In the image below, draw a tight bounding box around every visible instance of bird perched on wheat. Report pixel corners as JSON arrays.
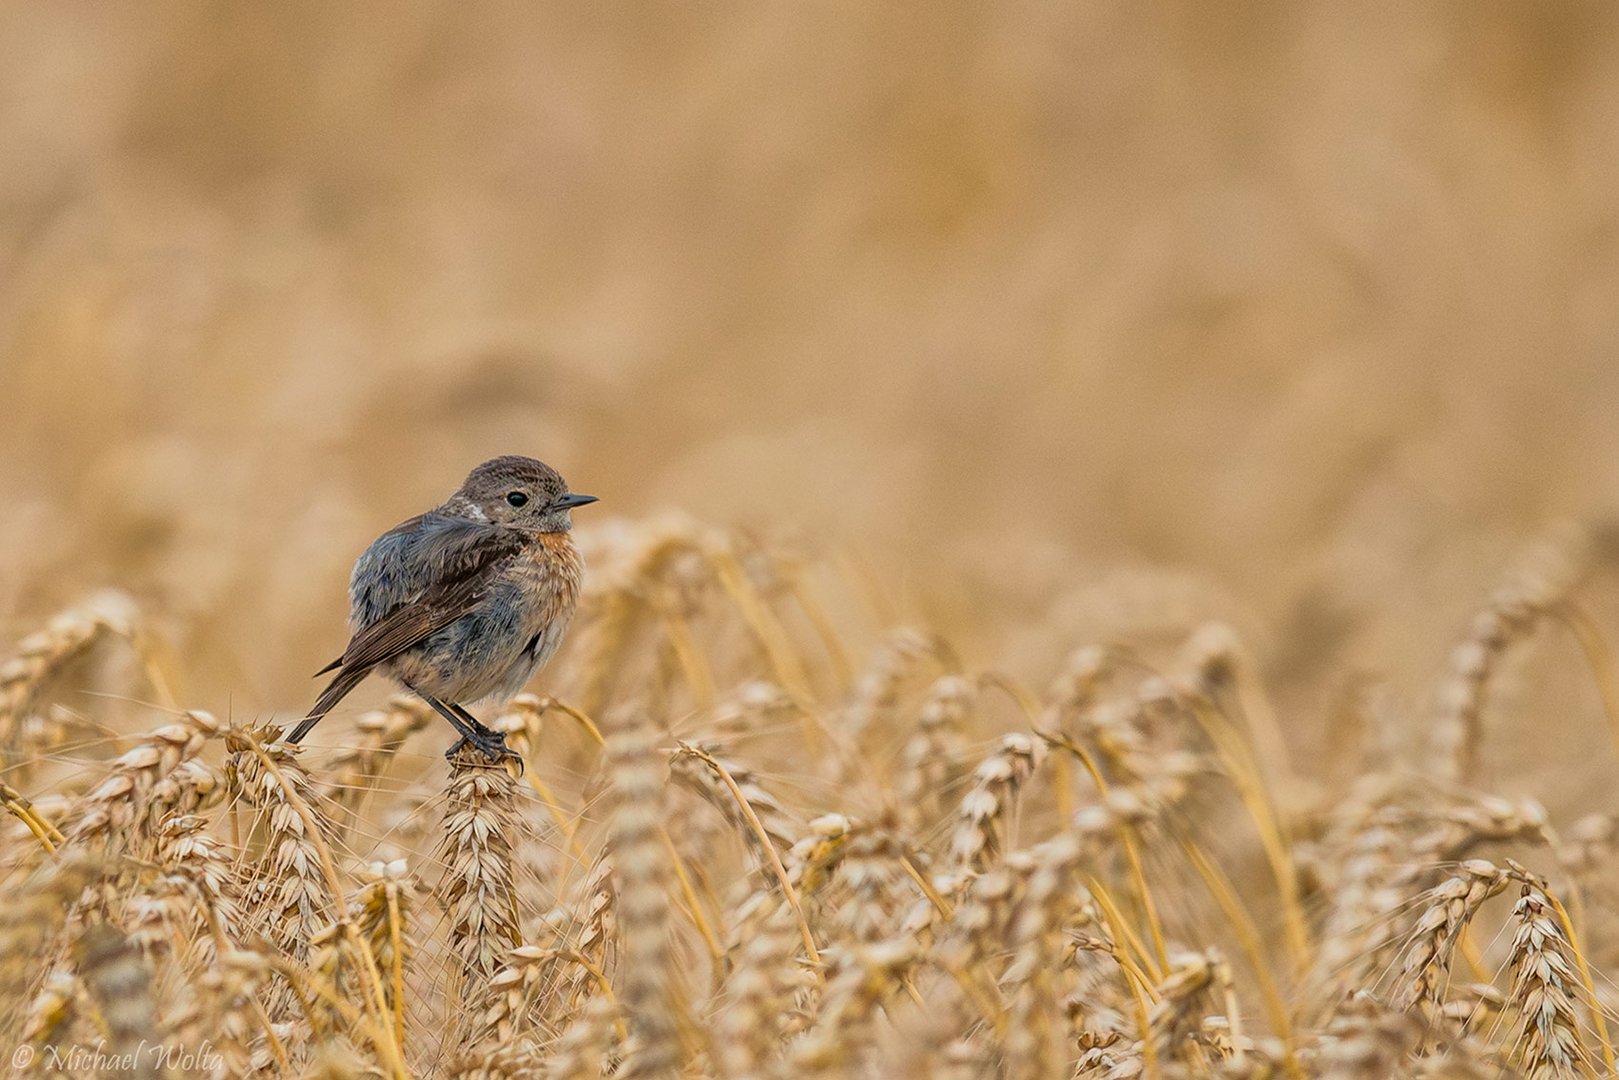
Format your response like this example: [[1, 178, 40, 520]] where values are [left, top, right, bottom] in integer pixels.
[[285, 455, 596, 764]]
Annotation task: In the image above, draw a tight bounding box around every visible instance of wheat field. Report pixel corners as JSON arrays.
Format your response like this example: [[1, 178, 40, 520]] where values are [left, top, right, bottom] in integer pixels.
[[6, 2, 1619, 1078], [4, 522, 1619, 1077]]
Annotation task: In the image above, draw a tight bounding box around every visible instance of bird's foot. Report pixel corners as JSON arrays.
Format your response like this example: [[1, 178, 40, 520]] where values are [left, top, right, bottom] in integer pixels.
[[445, 732, 525, 775]]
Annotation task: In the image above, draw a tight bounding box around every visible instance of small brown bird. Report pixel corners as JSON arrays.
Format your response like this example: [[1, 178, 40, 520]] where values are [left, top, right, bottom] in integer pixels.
[[286, 456, 596, 762]]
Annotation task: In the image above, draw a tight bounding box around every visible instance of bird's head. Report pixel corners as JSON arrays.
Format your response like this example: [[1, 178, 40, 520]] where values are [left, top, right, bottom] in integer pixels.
[[445, 455, 597, 533]]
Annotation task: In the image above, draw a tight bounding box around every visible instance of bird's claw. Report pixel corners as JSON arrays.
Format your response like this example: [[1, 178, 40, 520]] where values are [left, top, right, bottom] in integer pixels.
[[445, 733, 525, 775]]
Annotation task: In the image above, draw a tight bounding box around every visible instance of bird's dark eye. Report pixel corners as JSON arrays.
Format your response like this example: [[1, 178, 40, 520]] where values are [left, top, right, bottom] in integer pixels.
[[506, 491, 528, 508]]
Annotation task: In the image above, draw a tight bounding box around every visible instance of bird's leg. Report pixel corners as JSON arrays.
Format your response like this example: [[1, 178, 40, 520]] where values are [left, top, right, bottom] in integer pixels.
[[405, 684, 520, 770], [448, 702, 500, 738], [406, 686, 481, 742], [448, 701, 518, 754], [407, 689, 521, 773], [449, 701, 524, 775]]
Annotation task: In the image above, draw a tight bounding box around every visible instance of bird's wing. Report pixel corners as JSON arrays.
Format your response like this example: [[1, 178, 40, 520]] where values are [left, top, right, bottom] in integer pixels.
[[285, 518, 525, 743], [334, 517, 526, 677]]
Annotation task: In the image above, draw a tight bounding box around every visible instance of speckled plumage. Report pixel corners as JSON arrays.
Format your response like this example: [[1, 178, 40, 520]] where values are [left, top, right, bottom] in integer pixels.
[[286, 456, 593, 753]]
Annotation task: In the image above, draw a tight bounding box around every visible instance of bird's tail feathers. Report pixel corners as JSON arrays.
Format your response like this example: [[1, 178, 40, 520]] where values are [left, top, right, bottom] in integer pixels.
[[284, 665, 370, 744]]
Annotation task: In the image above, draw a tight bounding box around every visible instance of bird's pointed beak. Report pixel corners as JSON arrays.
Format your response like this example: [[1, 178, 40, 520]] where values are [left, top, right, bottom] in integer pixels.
[[559, 493, 599, 509]]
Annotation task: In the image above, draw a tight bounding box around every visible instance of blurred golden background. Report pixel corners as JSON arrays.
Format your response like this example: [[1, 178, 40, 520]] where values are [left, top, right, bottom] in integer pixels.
[[3, 3, 1617, 798]]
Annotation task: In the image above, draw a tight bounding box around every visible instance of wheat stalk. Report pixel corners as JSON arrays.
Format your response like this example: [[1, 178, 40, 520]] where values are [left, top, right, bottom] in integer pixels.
[[1430, 526, 1589, 783], [1394, 860, 1516, 1023], [1507, 882, 1593, 1078], [948, 733, 1045, 871], [230, 737, 337, 969], [64, 709, 219, 856], [608, 717, 681, 1078], [0, 591, 164, 756], [439, 749, 523, 997]]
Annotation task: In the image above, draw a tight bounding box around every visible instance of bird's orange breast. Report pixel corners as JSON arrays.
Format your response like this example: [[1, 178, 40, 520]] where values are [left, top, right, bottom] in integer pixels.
[[519, 531, 584, 608]]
